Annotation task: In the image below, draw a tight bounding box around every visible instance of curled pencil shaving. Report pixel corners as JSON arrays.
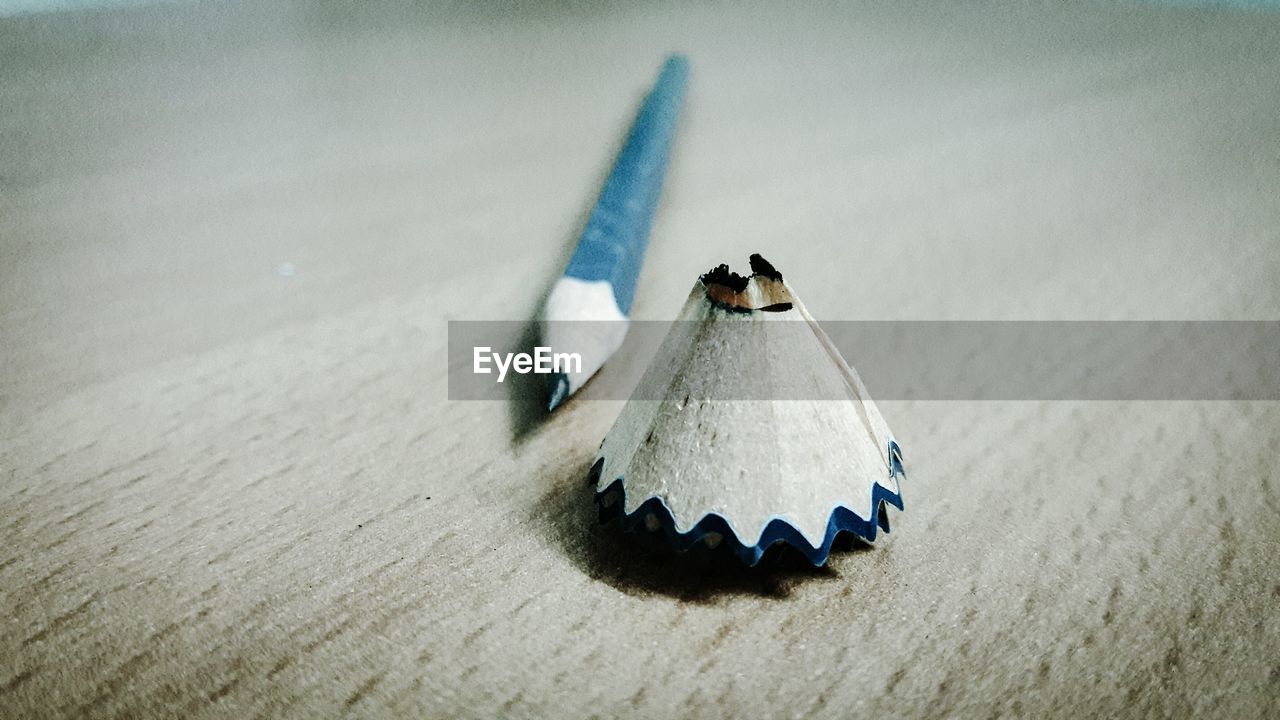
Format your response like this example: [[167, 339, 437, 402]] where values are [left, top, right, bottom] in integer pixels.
[[592, 255, 905, 566]]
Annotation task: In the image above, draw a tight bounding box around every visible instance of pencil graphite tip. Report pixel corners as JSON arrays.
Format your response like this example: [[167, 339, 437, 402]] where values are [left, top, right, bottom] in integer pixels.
[[548, 374, 570, 411], [542, 278, 631, 412]]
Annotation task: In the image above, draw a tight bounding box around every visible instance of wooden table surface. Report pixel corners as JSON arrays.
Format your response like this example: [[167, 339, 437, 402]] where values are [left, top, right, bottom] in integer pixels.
[[2, 2, 1278, 717]]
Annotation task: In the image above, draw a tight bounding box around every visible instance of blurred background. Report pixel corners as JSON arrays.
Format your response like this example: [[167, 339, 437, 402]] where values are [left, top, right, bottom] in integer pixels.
[[5, 0, 1279, 406]]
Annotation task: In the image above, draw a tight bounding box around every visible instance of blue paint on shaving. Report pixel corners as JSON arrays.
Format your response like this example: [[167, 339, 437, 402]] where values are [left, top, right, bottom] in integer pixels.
[[593, 442, 906, 567]]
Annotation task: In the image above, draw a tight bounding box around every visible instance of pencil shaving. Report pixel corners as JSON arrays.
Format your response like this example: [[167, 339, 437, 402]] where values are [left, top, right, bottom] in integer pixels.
[[593, 255, 905, 566]]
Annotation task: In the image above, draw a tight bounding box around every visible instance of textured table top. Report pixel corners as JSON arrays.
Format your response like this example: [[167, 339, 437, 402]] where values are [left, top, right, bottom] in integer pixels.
[[2, 2, 1278, 717]]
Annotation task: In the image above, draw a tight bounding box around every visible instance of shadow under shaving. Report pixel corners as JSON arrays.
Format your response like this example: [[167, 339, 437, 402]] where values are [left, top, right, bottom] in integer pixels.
[[537, 460, 869, 602]]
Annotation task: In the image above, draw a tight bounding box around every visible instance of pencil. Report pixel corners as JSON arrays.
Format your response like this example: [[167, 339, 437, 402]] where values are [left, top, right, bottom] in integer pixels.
[[542, 54, 689, 410]]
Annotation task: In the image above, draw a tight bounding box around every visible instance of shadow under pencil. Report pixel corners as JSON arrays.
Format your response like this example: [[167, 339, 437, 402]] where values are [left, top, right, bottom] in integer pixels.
[[507, 318, 555, 444]]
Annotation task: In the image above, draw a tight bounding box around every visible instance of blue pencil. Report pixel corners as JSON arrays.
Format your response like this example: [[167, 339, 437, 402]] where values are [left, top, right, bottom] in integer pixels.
[[542, 54, 689, 410]]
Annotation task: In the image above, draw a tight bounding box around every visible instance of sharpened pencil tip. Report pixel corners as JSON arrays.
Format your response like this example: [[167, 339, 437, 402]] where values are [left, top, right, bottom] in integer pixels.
[[548, 374, 570, 411]]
